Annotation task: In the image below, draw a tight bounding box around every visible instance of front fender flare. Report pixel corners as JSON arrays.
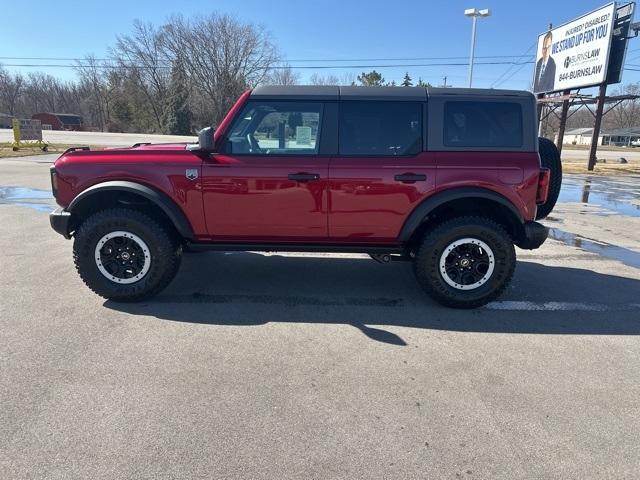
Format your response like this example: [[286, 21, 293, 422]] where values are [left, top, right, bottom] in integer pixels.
[[67, 181, 194, 240]]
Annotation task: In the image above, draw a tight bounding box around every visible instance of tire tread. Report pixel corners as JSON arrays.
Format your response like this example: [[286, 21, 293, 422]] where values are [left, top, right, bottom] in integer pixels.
[[413, 216, 516, 309], [537, 137, 562, 220], [73, 208, 181, 302]]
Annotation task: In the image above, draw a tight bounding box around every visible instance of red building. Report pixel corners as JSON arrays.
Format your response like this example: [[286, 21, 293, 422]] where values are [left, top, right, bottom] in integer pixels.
[[32, 113, 83, 131]]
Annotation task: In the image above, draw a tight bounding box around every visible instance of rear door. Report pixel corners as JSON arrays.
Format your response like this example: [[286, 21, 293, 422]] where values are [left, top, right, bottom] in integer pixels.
[[202, 100, 329, 241], [328, 100, 436, 242]]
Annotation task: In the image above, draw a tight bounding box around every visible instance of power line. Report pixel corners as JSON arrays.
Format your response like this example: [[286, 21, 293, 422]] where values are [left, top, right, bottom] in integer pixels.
[[0, 61, 535, 70], [0, 54, 542, 63], [490, 41, 537, 88], [493, 56, 536, 88]]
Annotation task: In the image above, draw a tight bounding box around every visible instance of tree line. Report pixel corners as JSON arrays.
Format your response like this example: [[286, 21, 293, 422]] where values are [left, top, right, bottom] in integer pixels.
[[2, 14, 277, 135], [0, 13, 438, 135], [538, 82, 640, 139], [2, 11, 639, 136]]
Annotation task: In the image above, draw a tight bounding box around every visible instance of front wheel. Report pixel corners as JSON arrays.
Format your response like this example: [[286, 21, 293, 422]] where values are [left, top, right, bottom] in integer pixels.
[[413, 216, 516, 309], [73, 208, 182, 302]]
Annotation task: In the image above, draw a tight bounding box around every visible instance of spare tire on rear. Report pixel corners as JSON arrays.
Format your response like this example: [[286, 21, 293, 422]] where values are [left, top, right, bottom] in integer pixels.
[[536, 137, 562, 220]]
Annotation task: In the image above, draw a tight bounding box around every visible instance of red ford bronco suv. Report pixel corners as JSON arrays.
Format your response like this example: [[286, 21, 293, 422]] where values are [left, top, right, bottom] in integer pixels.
[[49, 86, 560, 308]]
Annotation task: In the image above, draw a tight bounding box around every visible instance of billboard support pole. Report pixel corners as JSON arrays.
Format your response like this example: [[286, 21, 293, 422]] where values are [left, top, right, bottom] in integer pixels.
[[588, 83, 608, 171], [536, 94, 544, 137], [556, 90, 572, 156]]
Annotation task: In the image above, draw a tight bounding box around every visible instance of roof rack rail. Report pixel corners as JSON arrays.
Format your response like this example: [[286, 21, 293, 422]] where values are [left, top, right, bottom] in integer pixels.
[[132, 142, 152, 148], [62, 146, 90, 154]]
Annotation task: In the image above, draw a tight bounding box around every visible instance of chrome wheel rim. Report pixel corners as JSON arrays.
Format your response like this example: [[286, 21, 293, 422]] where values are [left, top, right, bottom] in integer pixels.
[[439, 238, 495, 291], [94, 231, 151, 284]]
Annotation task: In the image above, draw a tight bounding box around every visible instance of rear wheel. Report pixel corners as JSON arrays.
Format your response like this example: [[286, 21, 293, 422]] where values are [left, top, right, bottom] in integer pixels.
[[413, 216, 516, 309], [73, 208, 181, 302], [536, 137, 562, 220]]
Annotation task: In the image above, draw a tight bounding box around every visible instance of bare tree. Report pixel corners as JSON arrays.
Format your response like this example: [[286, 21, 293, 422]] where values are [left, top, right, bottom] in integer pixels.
[[308, 72, 355, 86], [162, 13, 279, 124], [74, 55, 113, 131], [111, 20, 170, 131], [308, 73, 340, 85], [607, 83, 640, 130], [0, 66, 24, 116], [24, 72, 62, 113], [266, 64, 300, 85]]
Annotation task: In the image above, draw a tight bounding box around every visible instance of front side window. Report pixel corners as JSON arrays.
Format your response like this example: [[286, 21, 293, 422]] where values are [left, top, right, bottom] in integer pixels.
[[339, 102, 422, 156], [444, 101, 523, 148], [225, 102, 322, 155]]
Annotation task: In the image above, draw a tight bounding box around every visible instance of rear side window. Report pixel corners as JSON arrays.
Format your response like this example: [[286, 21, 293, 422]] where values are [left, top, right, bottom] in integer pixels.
[[339, 102, 422, 156], [444, 101, 523, 148]]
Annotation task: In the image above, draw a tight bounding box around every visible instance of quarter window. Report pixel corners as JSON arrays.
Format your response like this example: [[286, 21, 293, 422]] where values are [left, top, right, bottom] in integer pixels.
[[225, 102, 322, 155], [444, 101, 523, 148], [339, 102, 422, 156]]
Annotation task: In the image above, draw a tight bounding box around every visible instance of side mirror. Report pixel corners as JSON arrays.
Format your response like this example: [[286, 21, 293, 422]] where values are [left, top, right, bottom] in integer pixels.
[[189, 126, 215, 152]]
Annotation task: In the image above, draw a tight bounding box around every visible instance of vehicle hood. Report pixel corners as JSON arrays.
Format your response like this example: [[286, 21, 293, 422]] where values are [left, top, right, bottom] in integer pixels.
[[54, 143, 200, 168], [107, 143, 193, 151]]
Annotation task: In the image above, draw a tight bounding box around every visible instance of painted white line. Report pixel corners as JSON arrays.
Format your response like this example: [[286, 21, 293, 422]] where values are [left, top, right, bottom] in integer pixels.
[[485, 301, 640, 312]]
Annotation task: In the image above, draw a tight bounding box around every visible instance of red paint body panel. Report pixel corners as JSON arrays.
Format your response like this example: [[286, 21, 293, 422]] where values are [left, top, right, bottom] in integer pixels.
[[214, 90, 252, 147], [202, 154, 329, 240], [53, 148, 209, 239], [328, 154, 437, 242], [52, 89, 543, 246], [107, 143, 191, 151], [435, 151, 540, 221]]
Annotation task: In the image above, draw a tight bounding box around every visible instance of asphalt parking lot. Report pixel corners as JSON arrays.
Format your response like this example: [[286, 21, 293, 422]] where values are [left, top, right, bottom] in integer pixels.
[[1, 154, 640, 479]]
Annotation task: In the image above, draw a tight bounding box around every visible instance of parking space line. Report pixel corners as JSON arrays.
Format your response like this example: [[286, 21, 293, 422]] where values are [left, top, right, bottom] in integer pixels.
[[485, 301, 640, 312]]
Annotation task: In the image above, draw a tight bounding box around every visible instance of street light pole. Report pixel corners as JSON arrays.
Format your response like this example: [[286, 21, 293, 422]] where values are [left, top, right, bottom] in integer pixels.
[[464, 8, 491, 88], [468, 14, 478, 88]]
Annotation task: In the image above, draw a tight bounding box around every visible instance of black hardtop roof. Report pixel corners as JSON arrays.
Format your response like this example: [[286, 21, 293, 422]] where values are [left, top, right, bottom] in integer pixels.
[[251, 85, 533, 101]]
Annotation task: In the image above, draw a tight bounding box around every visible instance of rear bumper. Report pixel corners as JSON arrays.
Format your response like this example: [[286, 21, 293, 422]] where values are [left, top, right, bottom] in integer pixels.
[[516, 221, 548, 250], [50, 208, 72, 239]]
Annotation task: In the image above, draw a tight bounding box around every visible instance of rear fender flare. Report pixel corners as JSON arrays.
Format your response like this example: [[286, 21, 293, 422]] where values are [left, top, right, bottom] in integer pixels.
[[399, 187, 524, 243]]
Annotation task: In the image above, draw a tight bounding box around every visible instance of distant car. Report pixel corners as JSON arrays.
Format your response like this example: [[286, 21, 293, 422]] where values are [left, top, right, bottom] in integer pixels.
[[49, 86, 561, 308], [630, 139, 640, 147]]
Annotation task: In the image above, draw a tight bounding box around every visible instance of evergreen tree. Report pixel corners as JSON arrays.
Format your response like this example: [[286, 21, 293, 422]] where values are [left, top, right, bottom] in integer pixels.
[[357, 70, 385, 86], [416, 78, 433, 88], [162, 56, 192, 135], [401, 72, 413, 87]]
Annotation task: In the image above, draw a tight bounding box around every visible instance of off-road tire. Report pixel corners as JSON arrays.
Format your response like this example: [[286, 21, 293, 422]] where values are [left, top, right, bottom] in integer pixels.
[[536, 137, 562, 220], [413, 216, 516, 309], [73, 208, 182, 302]]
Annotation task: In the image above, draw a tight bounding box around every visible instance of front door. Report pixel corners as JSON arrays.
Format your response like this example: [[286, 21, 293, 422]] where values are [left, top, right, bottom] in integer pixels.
[[202, 101, 329, 241]]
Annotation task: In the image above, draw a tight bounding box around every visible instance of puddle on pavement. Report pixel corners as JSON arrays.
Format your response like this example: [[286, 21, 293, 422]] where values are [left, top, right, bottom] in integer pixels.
[[559, 175, 640, 217], [549, 228, 640, 269], [0, 186, 55, 213]]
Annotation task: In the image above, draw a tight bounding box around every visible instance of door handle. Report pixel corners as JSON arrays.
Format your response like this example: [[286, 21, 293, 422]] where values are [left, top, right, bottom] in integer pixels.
[[394, 173, 427, 183], [288, 172, 320, 182]]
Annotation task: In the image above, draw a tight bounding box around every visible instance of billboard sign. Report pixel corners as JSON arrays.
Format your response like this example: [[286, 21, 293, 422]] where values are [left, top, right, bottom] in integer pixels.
[[533, 3, 616, 94], [606, 2, 636, 85]]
